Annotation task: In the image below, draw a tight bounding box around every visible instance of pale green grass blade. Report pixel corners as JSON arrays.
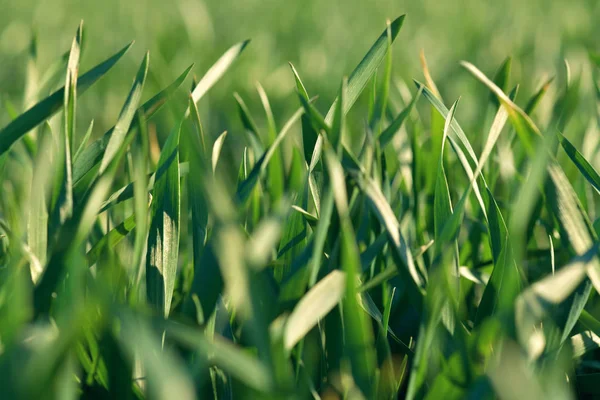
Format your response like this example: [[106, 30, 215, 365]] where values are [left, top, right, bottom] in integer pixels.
[[356, 173, 425, 292], [99, 52, 149, 175], [145, 120, 181, 317], [212, 130, 228, 174], [284, 270, 346, 350], [50, 23, 82, 234], [191, 40, 250, 104], [461, 61, 543, 156], [0, 40, 132, 156]]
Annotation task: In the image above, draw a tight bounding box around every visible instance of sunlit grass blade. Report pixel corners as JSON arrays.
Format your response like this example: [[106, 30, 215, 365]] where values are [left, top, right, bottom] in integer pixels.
[[284, 270, 346, 350], [145, 120, 181, 317], [211, 130, 228, 174], [191, 40, 250, 104]]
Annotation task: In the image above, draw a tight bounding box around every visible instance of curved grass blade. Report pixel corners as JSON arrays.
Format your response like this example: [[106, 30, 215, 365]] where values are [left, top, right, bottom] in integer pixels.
[[0, 40, 133, 156], [86, 212, 136, 266]]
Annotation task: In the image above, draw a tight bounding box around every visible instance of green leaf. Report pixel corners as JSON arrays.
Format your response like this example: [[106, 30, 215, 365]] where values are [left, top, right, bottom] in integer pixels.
[[236, 105, 305, 203], [324, 144, 376, 397], [212, 130, 228, 174], [86, 212, 136, 266], [99, 52, 149, 175], [72, 63, 193, 186], [356, 173, 425, 292], [146, 120, 182, 317], [284, 270, 346, 350], [557, 132, 600, 194], [0, 40, 132, 156], [379, 87, 421, 148], [490, 56, 512, 107], [191, 40, 250, 104]]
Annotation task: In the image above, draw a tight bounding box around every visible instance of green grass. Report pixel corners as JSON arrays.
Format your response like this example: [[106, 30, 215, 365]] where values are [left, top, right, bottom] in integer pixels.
[[1, 12, 600, 400]]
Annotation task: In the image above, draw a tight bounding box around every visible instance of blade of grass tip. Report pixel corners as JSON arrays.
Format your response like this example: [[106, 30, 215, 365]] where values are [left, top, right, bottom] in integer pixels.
[[370, 20, 393, 132], [212, 131, 228, 174], [0, 40, 133, 157], [257, 82, 285, 202], [284, 270, 346, 350], [50, 23, 82, 230], [330, 77, 347, 153], [289, 63, 319, 166], [146, 119, 182, 317], [99, 52, 149, 175], [525, 77, 554, 115], [414, 81, 480, 168], [234, 93, 264, 155], [557, 132, 600, 194], [72, 63, 193, 185], [356, 173, 425, 292], [190, 39, 250, 105], [73, 119, 94, 161], [379, 86, 422, 148], [236, 105, 305, 204], [460, 61, 543, 156], [437, 85, 517, 242], [324, 144, 376, 397], [419, 49, 441, 99], [308, 16, 406, 170], [490, 56, 512, 107]]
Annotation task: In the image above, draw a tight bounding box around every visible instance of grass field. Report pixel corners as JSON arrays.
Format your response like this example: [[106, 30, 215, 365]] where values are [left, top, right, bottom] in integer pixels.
[[1, 2, 600, 399]]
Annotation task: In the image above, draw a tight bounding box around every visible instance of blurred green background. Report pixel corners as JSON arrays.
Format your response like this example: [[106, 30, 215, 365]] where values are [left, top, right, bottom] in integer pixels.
[[2, 0, 599, 139]]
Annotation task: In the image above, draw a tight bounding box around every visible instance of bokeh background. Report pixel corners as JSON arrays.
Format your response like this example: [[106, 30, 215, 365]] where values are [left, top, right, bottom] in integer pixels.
[[2, 0, 599, 143]]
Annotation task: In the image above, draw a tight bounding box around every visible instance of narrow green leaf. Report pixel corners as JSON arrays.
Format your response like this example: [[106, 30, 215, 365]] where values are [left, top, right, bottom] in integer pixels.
[[99, 52, 149, 175], [284, 270, 346, 350], [146, 120, 182, 317], [0, 40, 132, 156]]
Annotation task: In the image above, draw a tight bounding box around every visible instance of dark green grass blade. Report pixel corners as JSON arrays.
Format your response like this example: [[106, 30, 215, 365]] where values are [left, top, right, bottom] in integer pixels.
[[557, 132, 600, 194], [0, 41, 132, 156]]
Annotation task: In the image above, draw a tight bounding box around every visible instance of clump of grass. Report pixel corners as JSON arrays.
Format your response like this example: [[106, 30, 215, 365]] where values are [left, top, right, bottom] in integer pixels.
[[1, 15, 600, 399]]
